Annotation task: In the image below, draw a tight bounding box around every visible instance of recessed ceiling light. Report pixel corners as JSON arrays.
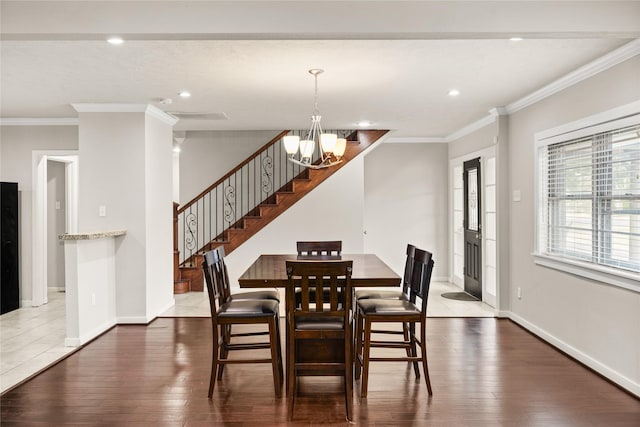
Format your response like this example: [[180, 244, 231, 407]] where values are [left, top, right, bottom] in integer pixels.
[[357, 120, 371, 127], [179, 91, 191, 98], [509, 37, 524, 42], [448, 89, 460, 97], [107, 37, 124, 45]]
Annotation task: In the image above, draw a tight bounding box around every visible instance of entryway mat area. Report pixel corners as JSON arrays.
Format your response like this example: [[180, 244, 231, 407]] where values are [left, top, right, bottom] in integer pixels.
[[440, 292, 479, 301]]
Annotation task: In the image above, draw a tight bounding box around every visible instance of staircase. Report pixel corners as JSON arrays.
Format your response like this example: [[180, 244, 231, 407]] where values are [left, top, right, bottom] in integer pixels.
[[173, 129, 389, 292]]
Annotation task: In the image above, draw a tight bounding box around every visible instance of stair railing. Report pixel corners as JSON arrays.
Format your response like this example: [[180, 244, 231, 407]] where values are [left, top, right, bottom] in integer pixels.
[[176, 129, 352, 266]]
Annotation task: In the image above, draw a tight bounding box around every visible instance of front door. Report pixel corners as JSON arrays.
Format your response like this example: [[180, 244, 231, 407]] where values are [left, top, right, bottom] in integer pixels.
[[463, 158, 482, 300]]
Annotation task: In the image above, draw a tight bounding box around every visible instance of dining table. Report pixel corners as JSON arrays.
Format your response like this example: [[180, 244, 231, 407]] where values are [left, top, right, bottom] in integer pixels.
[[237, 253, 401, 289], [238, 253, 401, 396]]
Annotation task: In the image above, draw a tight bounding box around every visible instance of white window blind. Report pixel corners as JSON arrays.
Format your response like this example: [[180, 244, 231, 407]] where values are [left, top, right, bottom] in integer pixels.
[[537, 123, 640, 274]]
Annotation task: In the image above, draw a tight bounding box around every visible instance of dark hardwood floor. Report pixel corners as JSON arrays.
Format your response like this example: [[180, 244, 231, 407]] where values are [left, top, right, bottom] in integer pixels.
[[1, 317, 639, 426]]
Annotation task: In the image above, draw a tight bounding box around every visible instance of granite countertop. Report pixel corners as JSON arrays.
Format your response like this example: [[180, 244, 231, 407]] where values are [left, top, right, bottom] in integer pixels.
[[59, 229, 127, 240]]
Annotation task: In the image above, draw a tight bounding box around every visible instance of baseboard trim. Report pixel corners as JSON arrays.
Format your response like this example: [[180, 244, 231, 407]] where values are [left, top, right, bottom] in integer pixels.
[[64, 319, 117, 347], [116, 316, 153, 324], [507, 311, 640, 398]]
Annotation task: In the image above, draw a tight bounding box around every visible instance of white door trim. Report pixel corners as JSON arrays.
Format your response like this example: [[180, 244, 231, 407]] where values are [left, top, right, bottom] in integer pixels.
[[449, 145, 497, 308], [32, 151, 79, 307]]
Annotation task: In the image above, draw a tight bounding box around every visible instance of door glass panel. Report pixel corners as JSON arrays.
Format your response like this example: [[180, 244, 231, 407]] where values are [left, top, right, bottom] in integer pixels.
[[467, 168, 478, 231]]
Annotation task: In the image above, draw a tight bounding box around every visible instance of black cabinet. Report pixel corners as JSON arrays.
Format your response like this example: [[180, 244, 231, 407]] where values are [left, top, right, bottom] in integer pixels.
[[1, 182, 20, 314]]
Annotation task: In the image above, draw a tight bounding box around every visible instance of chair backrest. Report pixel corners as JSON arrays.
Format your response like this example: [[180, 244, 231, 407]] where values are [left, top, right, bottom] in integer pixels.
[[203, 246, 234, 303], [409, 248, 435, 313], [202, 249, 225, 318], [296, 241, 342, 256], [285, 260, 353, 319], [402, 244, 417, 294]]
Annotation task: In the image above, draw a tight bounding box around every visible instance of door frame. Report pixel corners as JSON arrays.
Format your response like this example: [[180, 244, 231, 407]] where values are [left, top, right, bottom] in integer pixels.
[[449, 146, 497, 308], [32, 151, 78, 307]]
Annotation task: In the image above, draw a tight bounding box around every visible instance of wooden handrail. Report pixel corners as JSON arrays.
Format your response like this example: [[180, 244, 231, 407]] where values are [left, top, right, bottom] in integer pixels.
[[177, 129, 291, 214]]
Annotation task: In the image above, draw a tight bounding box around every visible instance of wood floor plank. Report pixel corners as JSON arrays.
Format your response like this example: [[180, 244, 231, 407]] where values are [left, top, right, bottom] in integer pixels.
[[1, 318, 639, 426]]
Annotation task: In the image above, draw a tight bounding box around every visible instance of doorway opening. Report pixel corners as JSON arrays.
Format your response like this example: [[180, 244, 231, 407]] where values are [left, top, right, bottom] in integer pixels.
[[32, 151, 78, 307]]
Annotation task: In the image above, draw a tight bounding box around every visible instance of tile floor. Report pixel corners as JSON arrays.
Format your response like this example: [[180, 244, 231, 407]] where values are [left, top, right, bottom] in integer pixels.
[[0, 281, 493, 394]]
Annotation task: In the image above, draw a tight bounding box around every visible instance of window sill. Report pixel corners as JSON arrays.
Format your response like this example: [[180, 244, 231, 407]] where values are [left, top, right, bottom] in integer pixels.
[[533, 253, 640, 293]]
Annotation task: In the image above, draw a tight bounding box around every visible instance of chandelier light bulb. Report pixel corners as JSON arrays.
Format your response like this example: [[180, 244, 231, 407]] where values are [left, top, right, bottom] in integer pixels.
[[320, 133, 337, 153], [334, 138, 347, 159], [283, 135, 300, 155], [300, 140, 315, 160]]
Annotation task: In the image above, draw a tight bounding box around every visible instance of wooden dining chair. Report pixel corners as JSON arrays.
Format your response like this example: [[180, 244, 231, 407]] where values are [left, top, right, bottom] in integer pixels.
[[354, 244, 417, 374], [204, 247, 281, 380], [285, 260, 353, 421], [295, 241, 343, 306], [202, 251, 283, 398], [296, 240, 342, 256], [354, 248, 434, 397]]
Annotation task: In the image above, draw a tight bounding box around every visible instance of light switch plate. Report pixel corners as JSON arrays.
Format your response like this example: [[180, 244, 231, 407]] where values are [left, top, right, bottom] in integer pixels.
[[513, 190, 521, 202]]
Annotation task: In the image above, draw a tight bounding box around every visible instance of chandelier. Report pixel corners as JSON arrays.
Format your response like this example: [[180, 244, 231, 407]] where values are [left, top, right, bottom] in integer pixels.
[[283, 69, 347, 169]]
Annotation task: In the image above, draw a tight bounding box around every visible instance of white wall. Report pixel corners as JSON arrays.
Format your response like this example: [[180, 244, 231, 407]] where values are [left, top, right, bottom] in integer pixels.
[[363, 142, 449, 280], [144, 114, 175, 318], [76, 108, 175, 323], [77, 112, 148, 320], [0, 125, 78, 303], [178, 130, 281, 204], [506, 56, 640, 395]]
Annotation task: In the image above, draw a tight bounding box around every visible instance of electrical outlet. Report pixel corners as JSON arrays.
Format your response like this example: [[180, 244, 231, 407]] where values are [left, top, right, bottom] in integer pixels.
[[99, 205, 106, 217], [55, 200, 61, 210]]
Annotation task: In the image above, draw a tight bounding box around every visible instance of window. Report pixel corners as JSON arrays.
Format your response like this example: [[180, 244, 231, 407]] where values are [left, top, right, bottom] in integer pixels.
[[535, 104, 640, 289]]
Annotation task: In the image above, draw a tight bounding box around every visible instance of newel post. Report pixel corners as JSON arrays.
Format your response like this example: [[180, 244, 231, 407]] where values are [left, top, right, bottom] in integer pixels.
[[173, 202, 180, 281]]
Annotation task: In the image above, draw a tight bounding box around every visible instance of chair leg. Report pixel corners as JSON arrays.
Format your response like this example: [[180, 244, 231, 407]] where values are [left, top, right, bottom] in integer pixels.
[[360, 318, 372, 398], [420, 320, 433, 395], [217, 324, 230, 380], [402, 322, 412, 358], [268, 316, 283, 398], [354, 308, 364, 380], [409, 322, 420, 379], [287, 371, 296, 421], [208, 324, 219, 398], [287, 316, 296, 418], [275, 315, 284, 382], [345, 323, 353, 422]]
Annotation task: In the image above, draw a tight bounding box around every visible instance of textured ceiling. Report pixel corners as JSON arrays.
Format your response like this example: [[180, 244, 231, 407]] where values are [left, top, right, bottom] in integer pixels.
[[1, 1, 638, 137]]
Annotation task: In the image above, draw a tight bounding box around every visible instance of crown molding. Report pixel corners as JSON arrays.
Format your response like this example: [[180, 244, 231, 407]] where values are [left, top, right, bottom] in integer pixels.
[[72, 103, 148, 113], [505, 38, 640, 114], [384, 136, 448, 144], [71, 103, 178, 126], [446, 112, 497, 142], [0, 117, 79, 126], [146, 104, 179, 126]]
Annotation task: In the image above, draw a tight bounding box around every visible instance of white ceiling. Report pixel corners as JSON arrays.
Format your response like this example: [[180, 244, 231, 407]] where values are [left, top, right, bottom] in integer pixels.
[[1, 1, 639, 138]]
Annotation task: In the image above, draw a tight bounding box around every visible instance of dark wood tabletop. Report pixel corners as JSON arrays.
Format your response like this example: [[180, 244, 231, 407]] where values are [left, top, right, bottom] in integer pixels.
[[238, 254, 401, 288]]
